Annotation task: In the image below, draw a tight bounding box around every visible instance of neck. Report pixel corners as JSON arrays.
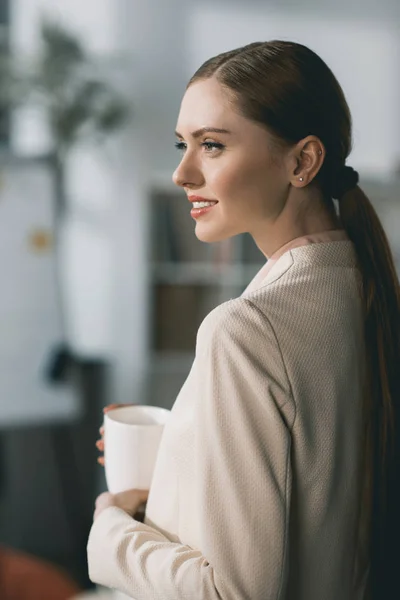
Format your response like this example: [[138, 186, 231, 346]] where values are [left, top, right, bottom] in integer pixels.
[[253, 188, 341, 259]]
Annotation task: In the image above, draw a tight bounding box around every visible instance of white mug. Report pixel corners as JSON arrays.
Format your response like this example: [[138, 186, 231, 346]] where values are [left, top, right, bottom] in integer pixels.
[[104, 404, 170, 494], [104, 405, 170, 600]]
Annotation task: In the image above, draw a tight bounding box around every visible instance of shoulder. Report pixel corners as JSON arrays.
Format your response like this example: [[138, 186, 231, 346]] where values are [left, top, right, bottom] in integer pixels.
[[198, 296, 269, 334], [195, 297, 294, 410], [196, 297, 279, 358]]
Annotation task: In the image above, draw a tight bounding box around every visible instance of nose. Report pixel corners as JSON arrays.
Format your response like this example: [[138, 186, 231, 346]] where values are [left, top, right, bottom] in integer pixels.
[[172, 167, 185, 188], [172, 153, 204, 189]]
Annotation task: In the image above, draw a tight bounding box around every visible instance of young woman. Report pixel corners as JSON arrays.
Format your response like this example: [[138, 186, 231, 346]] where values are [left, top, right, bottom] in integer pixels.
[[87, 40, 400, 599]]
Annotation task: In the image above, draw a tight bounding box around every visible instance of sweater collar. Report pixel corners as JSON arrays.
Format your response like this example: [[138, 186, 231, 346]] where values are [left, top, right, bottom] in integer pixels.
[[242, 229, 355, 295]]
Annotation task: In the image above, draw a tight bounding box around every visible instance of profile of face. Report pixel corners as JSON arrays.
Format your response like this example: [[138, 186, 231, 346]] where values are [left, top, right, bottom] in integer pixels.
[[172, 77, 290, 244]]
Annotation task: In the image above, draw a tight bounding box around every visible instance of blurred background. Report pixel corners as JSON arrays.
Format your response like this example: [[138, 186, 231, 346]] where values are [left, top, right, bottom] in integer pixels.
[[0, 0, 399, 597]]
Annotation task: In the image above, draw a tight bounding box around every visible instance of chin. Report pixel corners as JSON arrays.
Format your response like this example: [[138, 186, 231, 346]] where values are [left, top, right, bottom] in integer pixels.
[[194, 224, 233, 244]]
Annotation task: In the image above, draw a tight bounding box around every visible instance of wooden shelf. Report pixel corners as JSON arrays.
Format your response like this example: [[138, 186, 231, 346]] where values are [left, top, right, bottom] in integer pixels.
[[147, 183, 268, 358]]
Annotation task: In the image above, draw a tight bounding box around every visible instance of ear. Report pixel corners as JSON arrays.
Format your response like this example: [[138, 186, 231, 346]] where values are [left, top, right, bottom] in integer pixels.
[[288, 136, 325, 190]]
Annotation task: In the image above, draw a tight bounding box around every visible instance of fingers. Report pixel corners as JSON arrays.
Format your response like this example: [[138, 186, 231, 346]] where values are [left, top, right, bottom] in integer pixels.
[[97, 425, 105, 467], [96, 437, 105, 466], [97, 404, 133, 469], [95, 491, 112, 507]]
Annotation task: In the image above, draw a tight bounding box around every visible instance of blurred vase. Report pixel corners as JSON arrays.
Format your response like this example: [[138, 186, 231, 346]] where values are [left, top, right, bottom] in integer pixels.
[[57, 145, 114, 360]]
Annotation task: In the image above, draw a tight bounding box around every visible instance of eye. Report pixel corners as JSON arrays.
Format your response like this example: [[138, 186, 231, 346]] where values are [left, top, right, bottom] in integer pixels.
[[174, 141, 224, 154], [174, 141, 186, 152], [202, 141, 224, 153]]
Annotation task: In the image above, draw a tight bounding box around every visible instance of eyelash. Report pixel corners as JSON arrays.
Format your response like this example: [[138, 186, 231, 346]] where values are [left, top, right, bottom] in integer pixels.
[[174, 141, 224, 154]]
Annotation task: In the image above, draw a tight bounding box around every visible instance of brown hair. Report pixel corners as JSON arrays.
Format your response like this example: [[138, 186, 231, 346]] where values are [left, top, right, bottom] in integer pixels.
[[188, 40, 400, 597]]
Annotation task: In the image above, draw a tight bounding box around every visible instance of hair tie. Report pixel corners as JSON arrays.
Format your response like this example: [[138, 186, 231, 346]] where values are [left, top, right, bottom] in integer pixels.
[[331, 166, 359, 200]]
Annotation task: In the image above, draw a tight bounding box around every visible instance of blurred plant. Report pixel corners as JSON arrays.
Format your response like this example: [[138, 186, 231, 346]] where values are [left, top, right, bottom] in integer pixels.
[[0, 17, 131, 214], [0, 18, 132, 378]]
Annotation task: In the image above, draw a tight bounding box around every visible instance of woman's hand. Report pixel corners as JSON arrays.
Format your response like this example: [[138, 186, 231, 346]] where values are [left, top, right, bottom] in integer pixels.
[[94, 404, 149, 521], [96, 403, 131, 466], [94, 489, 149, 521]]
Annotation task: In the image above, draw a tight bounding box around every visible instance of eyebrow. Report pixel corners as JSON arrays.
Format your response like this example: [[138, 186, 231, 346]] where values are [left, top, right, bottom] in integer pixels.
[[174, 127, 232, 139]]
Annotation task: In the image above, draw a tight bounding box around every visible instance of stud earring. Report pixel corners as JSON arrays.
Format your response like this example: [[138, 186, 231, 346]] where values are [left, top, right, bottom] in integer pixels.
[[318, 150, 322, 155], [299, 177, 304, 182]]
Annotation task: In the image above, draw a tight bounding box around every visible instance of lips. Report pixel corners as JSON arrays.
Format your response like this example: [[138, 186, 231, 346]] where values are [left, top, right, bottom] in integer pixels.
[[190, 203, 218, 220]]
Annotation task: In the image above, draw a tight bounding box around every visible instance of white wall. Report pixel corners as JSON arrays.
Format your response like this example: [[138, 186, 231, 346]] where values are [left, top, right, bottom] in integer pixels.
[[0, 159, 80, 426], [221, 0, 400, 19]]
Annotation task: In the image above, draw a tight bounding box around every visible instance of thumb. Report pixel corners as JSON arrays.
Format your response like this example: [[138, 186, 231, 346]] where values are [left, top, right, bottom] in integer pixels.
[[138, 489, 149, 502]]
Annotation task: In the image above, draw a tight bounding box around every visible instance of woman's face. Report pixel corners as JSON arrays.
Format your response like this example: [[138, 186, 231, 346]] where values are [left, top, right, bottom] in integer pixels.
[[172, 77, 290, 245]]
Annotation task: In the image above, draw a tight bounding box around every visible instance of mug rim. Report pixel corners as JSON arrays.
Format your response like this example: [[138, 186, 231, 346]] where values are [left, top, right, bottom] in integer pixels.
[[104, 404, 170, 427]]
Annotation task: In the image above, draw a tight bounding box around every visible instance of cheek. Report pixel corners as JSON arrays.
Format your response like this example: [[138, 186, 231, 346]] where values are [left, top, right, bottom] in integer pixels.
[[206, 157, 256, 195], [210, 158, 280, 209]]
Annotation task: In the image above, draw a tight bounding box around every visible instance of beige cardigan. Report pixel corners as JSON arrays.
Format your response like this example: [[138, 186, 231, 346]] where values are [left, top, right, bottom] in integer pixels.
[[88, 231, 370, 599]]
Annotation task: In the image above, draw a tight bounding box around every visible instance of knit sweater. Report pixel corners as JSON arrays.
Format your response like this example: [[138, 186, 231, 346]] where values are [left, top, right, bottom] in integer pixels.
[[87, 230, 369, 599]]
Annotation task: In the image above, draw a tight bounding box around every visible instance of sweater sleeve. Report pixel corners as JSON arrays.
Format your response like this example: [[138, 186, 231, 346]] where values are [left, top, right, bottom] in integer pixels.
[[87, 298, 294, 599]]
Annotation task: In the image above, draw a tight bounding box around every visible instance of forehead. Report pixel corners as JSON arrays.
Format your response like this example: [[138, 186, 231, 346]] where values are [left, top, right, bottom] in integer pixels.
[[175, 77, 276, 150], [176, 78, 235, 129]]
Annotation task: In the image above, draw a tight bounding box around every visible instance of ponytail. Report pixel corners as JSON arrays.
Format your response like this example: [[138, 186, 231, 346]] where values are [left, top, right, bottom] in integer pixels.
[[339, 185, 400, 598]]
